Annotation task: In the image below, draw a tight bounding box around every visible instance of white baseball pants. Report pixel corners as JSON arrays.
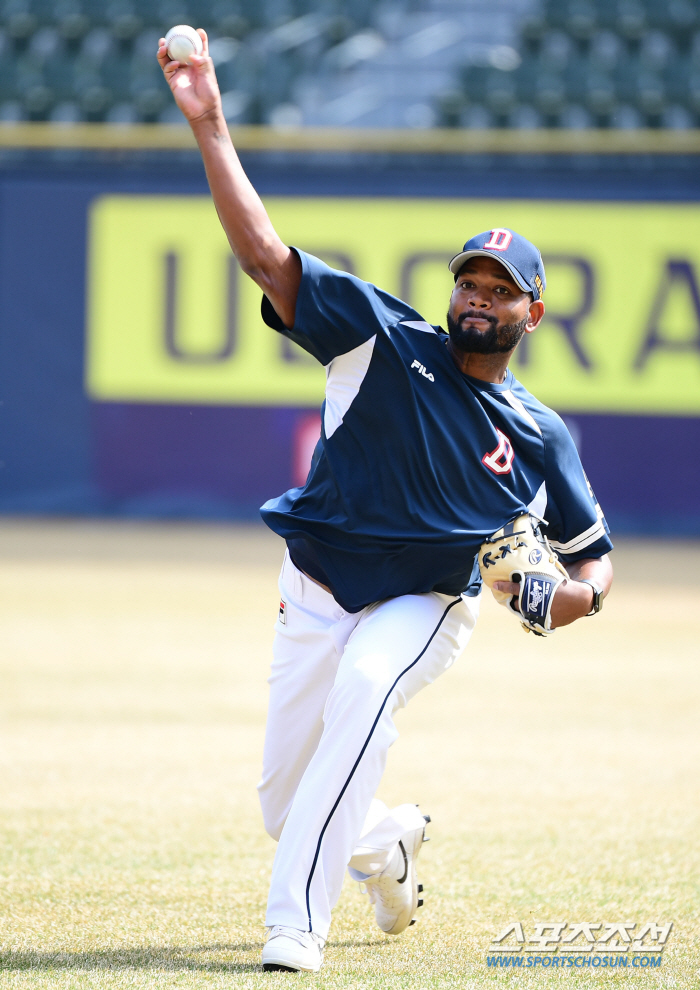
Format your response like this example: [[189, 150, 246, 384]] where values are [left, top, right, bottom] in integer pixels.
[[257, 551, 480, 939]]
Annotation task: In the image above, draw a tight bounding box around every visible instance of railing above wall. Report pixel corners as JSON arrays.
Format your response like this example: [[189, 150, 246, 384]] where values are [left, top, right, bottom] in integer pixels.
[[1, 123, 700, 154]]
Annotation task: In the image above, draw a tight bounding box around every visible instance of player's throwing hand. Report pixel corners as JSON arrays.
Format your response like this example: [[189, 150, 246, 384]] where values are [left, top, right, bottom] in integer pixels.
[[157, 29, 221, 123]]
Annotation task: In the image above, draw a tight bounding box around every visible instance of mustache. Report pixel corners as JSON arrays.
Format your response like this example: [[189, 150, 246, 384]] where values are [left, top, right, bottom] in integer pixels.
[[456, 310, 499, 329]]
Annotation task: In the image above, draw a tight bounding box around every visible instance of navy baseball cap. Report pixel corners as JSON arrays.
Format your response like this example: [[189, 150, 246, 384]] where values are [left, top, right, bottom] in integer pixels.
[[449, 228, 546, 300]]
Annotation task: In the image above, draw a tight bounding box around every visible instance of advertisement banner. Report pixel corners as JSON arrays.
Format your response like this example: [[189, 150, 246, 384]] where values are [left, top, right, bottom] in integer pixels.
[[87, 195, 700, 415]]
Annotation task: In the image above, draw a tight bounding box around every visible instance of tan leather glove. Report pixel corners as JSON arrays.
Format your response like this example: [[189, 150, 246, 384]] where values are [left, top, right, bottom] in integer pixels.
[[478, 513, 568, 636]]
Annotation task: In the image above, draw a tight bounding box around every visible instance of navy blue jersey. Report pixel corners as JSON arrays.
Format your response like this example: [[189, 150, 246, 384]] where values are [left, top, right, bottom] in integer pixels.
[[260, 250, 612, 613]]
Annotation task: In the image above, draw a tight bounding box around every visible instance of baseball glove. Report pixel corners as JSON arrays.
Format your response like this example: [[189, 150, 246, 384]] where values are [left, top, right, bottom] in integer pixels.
[[478, 513, 568, 637]]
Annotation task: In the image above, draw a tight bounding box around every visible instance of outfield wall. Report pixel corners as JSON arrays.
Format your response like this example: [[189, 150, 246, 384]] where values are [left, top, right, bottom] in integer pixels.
[[1, 152, 699, 533]]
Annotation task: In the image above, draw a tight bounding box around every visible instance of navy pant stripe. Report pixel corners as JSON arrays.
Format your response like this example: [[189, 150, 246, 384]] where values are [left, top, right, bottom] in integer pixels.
[[304, 597, 462, 931]]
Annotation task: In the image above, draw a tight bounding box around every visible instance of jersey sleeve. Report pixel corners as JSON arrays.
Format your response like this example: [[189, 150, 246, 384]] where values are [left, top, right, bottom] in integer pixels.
[[541, 416, 613, 564], [260, 248, 421, 366]]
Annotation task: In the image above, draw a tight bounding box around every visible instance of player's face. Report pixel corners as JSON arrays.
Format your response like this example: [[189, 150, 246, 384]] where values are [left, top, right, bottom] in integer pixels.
[[447, 257, 536, 354]]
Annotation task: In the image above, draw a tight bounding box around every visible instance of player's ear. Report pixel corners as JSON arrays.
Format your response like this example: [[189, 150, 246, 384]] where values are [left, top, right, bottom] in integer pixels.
[[525, 299, 545, 334]]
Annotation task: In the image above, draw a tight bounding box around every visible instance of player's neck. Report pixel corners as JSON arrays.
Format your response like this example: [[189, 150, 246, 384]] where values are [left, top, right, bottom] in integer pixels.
[[445, 340, 512, 385]]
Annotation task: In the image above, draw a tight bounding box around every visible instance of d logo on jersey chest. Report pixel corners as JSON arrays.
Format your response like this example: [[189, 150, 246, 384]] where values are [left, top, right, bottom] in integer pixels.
[[482, 428, 514, 475]]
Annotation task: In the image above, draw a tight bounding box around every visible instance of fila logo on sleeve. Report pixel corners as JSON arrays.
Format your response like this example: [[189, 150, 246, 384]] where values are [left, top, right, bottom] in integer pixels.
[[482, 428, 514, 475], [483, 228, 513, 251], [411, 359, 435, 382]]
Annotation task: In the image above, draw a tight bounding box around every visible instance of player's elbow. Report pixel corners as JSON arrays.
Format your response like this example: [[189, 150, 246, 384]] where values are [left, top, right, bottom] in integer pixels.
[[235, 235, 289, 282], [236, 248, 300, 329], [237, 252, 269, 281], [600, 553, 613, 593], [588, 553, 613, 597]]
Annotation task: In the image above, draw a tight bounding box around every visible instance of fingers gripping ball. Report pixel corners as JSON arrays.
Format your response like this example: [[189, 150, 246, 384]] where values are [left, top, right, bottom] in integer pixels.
[[478, 513, 568, 637], [165, 25, 203, 64]]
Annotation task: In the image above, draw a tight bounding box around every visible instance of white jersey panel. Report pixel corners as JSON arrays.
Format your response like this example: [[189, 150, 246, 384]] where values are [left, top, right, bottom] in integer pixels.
[[527, 481, 547, 520], [502, 389, 542, 435], [399, 320, 438, 334], [323, 335, 377, 439]]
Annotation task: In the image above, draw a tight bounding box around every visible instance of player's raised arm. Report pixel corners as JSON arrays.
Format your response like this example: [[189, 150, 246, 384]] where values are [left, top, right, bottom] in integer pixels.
[[157, 29, 300, 328]]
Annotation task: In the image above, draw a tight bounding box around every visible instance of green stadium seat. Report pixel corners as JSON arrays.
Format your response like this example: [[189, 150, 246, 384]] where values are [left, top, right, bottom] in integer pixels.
[[611, 102, 644, 127], [615, 0, 647, 42], [560, 102, 593, 127], [584, 71, 617, 119], [0, 98, 24, 119], [105, 100, 138, 123], [460, 104, 494, 129], [589, 30, 623, 72], [662, 102, 693, 127], [49, 98, 82, 122], [509, 103, 542, 129], [535, 73, 568, 119]]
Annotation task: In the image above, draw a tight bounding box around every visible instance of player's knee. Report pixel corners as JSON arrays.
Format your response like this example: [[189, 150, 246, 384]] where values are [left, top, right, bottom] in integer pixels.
[[263, 815, 284, 842], [258, 786, 286, 841], [328, 663, 390, 714], [324, 664, 405, 732]]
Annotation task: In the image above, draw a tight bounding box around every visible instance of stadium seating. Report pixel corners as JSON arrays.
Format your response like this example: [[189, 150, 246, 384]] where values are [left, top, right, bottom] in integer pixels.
[[0, 0, 697, 128], [0, 0, 377, 125], [442, 0, 700, 129]]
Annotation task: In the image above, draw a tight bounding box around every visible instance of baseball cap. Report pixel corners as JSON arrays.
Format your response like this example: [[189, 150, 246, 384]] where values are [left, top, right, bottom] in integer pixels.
[[448, 228, 546, 300]]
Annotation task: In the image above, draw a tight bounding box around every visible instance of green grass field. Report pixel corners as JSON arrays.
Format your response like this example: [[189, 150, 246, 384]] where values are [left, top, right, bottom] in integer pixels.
[[0, 520, 698, 989]]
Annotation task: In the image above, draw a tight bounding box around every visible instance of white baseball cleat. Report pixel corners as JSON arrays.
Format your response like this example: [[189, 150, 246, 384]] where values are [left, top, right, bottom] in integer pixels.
[[261, 925, 325, 972], [362, 813, 429, 935]]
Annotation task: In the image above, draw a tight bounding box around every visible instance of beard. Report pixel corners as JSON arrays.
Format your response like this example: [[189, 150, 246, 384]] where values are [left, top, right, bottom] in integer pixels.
[[446, 309, 528, 354]]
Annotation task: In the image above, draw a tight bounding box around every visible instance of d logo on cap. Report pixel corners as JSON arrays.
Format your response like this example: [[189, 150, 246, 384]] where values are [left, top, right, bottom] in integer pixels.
[[483, 229, 513, 251]]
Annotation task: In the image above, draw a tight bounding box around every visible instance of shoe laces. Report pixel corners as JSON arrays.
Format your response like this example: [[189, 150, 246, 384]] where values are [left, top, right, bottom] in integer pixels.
[[364, 873, 402, 909], [361, 837, 415, 908], [267, 925, 324, 948]]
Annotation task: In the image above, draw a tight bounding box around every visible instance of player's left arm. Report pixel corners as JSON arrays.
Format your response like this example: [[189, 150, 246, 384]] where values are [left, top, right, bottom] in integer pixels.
[[552, 552, 612, 626], [494, 405, 614, 629], [495, 553, 613, 628]]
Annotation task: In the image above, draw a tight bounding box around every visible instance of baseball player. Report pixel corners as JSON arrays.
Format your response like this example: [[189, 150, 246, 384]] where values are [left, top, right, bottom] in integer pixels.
[[159, 32, 614, 974]]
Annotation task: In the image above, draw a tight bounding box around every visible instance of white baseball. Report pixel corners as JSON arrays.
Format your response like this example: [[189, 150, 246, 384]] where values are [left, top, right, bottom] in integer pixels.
[[165, 24, 203, 64]]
